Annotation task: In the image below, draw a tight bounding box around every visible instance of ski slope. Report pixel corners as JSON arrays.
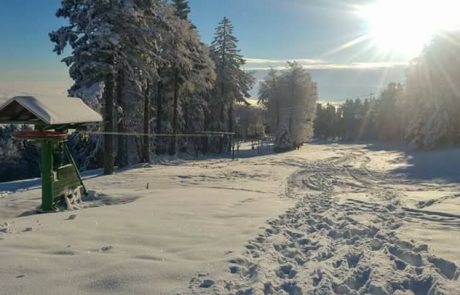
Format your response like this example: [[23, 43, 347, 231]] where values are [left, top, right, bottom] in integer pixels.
[[0, 144, 459, 294]]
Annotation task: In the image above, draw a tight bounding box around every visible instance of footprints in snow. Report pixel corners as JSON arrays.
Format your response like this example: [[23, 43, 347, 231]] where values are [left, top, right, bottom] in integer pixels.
[[189, 152, 459, 294]]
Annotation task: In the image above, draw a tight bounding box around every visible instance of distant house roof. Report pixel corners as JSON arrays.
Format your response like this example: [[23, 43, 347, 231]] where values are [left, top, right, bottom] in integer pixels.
[[0, 96, 103, 126]]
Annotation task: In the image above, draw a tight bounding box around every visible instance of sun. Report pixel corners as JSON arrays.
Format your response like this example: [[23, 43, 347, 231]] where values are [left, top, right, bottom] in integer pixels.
[[358, 0, 460, 57]]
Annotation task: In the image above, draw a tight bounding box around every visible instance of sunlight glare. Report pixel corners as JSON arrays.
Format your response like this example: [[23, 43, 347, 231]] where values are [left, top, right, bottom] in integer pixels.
[[357, 0, 460, 57]]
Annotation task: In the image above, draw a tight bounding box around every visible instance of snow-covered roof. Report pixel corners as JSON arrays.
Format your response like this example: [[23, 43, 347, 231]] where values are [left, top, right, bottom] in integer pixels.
[[0, 96, 103, 126]]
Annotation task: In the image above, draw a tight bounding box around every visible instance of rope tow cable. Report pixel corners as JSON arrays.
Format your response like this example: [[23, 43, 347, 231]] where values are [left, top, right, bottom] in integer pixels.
[[77, 131, 236, 138]]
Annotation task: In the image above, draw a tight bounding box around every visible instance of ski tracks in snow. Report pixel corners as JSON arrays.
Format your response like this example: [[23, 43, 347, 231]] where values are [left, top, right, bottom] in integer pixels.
[[188, 147, 460, 294]]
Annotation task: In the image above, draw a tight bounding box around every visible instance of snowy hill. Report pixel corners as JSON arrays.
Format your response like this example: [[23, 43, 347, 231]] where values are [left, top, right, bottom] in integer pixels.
[[0, 144, 459, 294]]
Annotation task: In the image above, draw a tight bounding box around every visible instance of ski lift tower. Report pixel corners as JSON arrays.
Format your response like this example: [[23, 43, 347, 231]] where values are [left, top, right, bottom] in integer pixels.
[[0, 96, 102, 211]]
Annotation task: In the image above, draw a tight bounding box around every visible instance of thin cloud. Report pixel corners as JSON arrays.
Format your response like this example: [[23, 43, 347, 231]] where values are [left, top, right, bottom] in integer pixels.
[[245, 58, 324, 65], [244, 57, 408, 71]]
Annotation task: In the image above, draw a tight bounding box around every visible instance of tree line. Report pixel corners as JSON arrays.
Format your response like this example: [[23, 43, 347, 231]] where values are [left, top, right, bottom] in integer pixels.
[[314, 83, 404, 142], [314, 31, 460, 149], [0, 125, 40, 182], [2, 4, 460, 182], [50, 0, 254, 174]]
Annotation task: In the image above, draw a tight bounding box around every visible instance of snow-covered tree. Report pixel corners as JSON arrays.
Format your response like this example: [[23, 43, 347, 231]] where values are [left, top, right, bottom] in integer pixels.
[[259, 62, 317, 151], [374, 83, 404, 141], [258, 68, 280, 133], [314, 103, 340, 140], [168, 18, 196, 155], [404, 31, 460, 149], [171, 0, 191, 20], [0, 125, 40, 182], [51, 0, 164, 172], [152, 6, 215, 155], [210, 17, 255, 151], [182, 43, 216, 152]]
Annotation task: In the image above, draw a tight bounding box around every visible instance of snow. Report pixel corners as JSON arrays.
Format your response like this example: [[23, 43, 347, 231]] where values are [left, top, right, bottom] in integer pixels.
[[0, 97, 8, 106], [70, 82, 105, 110], [0, 96, 102, 126], [0, 144, 459, 294]]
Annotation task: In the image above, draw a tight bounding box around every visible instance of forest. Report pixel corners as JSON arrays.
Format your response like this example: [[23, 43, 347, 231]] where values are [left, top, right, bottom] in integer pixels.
[[48, 0, 255, 175], [1, 1, 460, 182], [315, 32, 460, 148]]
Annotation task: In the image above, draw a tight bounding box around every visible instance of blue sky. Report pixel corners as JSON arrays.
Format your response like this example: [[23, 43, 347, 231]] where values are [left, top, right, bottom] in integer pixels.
[[0, 0, 407, 101], [190, 0, 401, 61]]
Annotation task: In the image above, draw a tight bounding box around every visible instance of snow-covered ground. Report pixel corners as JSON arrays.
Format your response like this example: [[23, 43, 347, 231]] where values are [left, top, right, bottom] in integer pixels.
[[0, 143, 459, 294]]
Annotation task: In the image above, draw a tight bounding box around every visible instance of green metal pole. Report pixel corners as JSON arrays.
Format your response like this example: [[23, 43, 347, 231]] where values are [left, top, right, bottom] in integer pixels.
[[41, 140, 55, 211]]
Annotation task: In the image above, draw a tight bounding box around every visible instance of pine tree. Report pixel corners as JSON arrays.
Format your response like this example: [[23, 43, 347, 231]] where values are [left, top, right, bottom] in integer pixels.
[[156, 8, 216, 155], [183, 42, 216, 152], [0, 125, 40, 182], [210, 17, 255, 151], [341, 99, 356, 141], [373, 83, 404, 141], [404, 31, 460, 149], [172, 0, 191, 20], [50, 0, 165, 172], [314, 103, 339, 140], [168, 18, 194, 155], [50, 0, 120, 174], [143, 3, 216, 155]]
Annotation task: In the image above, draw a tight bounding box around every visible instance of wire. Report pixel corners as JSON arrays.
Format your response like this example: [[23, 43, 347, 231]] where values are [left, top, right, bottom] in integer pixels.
[[77, 131, 235, 138]]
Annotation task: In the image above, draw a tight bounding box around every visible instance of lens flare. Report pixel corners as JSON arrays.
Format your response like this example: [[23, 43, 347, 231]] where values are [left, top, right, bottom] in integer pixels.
[[357, 0, 460, 57]]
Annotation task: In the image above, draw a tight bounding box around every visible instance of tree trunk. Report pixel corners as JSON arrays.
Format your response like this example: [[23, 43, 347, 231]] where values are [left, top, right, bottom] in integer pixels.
[[103, 73, 115, 175], [227, 104, 233, 152], [219, 51, 226, 154], [218, 103, 225, 153], [202, 110, 210, 153], [116, 69, 128, 169], [183, 101, 190, 152], [276, 100, 280, 130], [142, 82, 151, 163], [228, 104, 233, 133], [184, 101, 189, 133], [169, 69, 179, 155], [155, 80, 163, 155]]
